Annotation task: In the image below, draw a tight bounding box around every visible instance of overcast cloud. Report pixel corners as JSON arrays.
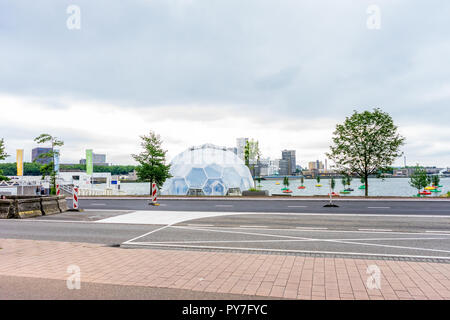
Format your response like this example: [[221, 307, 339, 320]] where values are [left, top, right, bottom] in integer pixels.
[[0, 0, 449, 167]]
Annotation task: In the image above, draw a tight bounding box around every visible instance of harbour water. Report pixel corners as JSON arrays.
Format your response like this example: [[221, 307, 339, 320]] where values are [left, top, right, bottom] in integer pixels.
[[108, 178, 450, 197]]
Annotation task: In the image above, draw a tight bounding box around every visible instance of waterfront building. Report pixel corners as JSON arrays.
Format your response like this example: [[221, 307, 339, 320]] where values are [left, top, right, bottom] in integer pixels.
[[281, 150, 296, 175], [31, 147, 52, 164], [80, 153, 108, 166]]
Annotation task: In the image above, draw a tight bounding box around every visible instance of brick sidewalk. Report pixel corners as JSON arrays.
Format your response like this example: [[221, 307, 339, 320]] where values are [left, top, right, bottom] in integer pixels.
[[1, 239, 449, 300]]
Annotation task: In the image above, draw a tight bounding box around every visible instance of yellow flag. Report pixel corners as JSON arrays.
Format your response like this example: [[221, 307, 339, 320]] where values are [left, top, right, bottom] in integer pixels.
[[16, 149, 24, 176]]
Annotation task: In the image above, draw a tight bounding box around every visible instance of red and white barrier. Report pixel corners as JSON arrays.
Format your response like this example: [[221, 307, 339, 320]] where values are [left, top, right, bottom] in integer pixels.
[[56, 184, 60, 196], [152, 183, 157, 204], [73, 187, 79, 210]]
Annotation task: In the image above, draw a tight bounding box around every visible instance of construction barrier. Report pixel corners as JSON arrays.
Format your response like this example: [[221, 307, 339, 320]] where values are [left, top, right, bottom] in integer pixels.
[[152, 183, 158, 204], [73, 187, 79, 210], [56, 184, 60, 196]]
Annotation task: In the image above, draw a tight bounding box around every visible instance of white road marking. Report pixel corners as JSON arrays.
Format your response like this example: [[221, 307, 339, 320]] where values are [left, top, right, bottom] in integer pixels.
[[91, 203, 106, 206], [358, 228, 392, 232], [239, 225, 268, 228], [215, 205, 233, 207], [169, 226, 450, 255], [296, 227, 328, 230], [368, 207, 391, 209], [122, 225, 174, 244], [288, 206, 308, 208], [95, 210, 450, 225], [187, 224, 214, 227], [426, 230, 450, 234], [123, 242, 450, 260], [132, 237, 450, 245]]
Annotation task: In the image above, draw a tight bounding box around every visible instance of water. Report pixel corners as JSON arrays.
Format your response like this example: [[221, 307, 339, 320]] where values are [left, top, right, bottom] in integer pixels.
[[103, 178, 450, 197]]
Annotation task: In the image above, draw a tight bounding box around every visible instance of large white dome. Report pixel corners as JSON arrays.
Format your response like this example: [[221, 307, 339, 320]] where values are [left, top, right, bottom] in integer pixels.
[[161, 144, 254, 196]]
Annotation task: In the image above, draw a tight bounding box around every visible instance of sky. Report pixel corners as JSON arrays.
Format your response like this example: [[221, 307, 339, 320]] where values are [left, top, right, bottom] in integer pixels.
[[0, 0, 449, 168]]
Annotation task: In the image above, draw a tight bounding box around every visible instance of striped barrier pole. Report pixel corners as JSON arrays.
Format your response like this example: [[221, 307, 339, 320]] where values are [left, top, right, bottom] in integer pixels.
[[151, 183, 159, 206], [56, 184, 60, 196], [73, 187, 79, 210]]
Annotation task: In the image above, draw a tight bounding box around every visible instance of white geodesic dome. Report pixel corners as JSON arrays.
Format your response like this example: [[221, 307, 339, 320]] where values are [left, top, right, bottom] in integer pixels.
[[161, 144, 254, 196]]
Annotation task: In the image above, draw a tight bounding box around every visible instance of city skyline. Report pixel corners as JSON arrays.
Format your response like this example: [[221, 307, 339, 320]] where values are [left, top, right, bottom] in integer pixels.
[[0, 1, 449, 167]]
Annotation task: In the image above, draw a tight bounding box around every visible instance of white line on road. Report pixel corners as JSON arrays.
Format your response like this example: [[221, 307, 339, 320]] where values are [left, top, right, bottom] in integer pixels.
[[367, 207, 391, 209], [123, 242, 450, 260], [296, 227, 328, 230], [426, 230, 450, 234], [215, 205, 233, 207], [358, 228, 393, 232], [91, 203, 106, 206], [288, 206, 308, 208], [187, 224, 215, 227], [239, 225, 269, 228]]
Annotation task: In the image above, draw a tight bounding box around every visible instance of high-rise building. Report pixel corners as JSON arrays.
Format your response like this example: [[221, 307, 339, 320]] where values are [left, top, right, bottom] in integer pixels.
[[236, 138, 248, 160], [80, 153, 108, 166], [281, 150, 296, 175], [32, 147, 52, 164]]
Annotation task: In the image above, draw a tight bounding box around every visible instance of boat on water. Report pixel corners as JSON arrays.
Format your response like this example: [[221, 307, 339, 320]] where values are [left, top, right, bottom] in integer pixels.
[[425, 186, 437, 190], [419, 191, 432, 195], [298, 186, 306, 189], [344, 188, 354, 192], [358, 185, 366, 189], [328, 192, 339, 196], [275, 182, 280, 185], [315, 184, 322, 187], [282, 189, 292, 193], [340, 190, 351, 194]]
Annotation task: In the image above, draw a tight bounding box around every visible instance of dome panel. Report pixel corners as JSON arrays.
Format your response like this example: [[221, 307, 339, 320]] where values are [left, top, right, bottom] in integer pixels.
[[204, 164, 223, 179], [185, 167, 208, 188]]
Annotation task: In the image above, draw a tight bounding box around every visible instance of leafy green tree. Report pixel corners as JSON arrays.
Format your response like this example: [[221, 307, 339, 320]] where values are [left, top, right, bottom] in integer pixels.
[[432, 175, 440, 187], [132, 131, 171, 196], [426, 175, 432, 186], [0, 138, 9, 181], [34, 134, 64, 194], [330, 177, 336, 191], [346, 175, 353, 188], [283, 176, 289, 188], [316, 176, 321, 184], [244, 139, 261, 177], [409, 166, 428, 195], [300, 176, 304, 186], [341, 176, 347, 188], [327, 108, 405, 196]]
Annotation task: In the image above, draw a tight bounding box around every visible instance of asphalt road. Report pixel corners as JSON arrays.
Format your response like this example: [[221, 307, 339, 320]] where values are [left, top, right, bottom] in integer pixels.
[[1, 198, 450, 262], [77, 198, 450, 215]]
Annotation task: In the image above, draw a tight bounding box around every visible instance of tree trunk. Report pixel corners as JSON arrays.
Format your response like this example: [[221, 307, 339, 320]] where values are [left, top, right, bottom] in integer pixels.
[[365, 174, 369, 197]]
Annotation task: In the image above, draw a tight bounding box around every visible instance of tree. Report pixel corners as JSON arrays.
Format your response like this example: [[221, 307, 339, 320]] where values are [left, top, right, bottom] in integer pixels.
[[409, 166, 428, 195], [316, 176, 321, 184], [132, 131, 171, 197], [346, 175, 353, 189], [283, 176, 289, 188], [34, 134, 64, 194], [244, 139, 261, 177], [300, 176, 304, 186], [341, 176, 347, 189], [330, 177, 336, 191], [0, 138, 9, 181], [432, 175, 440, 187], [327, 108, 405, 196]]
